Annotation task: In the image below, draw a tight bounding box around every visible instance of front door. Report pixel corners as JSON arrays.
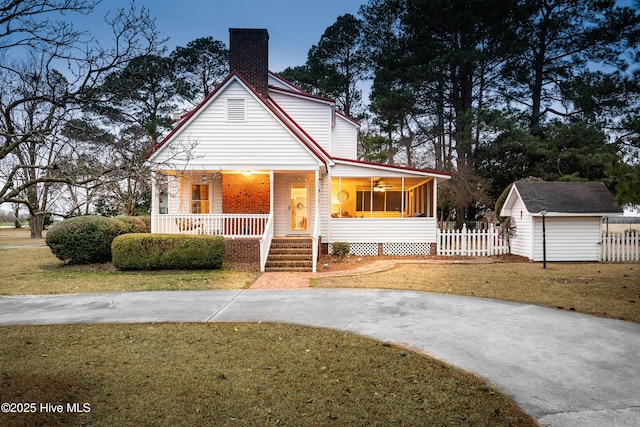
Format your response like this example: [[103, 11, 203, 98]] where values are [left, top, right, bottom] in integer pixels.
[[290, 184, 308, 233]]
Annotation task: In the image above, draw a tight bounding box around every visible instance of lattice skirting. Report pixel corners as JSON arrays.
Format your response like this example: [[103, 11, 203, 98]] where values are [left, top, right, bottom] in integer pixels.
[[383, 242, 431, 256], [328, 242, 377, 256], [328, 242, 432, 256]]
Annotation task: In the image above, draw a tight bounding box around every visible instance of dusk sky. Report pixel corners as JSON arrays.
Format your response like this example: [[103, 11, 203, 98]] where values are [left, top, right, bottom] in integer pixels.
[[77, 0, 638, 73], [80, 0, 366, 72]]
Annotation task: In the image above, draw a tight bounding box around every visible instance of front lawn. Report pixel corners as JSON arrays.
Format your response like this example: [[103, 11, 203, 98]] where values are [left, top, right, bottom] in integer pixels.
[[0, 323, 537, 427], [313, 262, 640, 323], [0, 246, 258, 294]]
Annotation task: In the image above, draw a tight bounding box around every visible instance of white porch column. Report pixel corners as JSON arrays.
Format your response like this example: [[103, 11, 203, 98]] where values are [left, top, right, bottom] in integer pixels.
[[315, 170, 319, 227], [269, 170, 274, 213], [150, 173, 157, 233], [326, 169, 332, 244], [433, 178, 438, 219]]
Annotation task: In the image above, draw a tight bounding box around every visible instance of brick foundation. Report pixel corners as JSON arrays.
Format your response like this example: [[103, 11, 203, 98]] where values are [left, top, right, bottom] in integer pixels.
[[225, 238, 260, 267]]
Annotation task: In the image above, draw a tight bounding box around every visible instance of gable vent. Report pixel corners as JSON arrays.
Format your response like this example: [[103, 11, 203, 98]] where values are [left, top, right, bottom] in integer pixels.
[[227, 98, 246, 121]]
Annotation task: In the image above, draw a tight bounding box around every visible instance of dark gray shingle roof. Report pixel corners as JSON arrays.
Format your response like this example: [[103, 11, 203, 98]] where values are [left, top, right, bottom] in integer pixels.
[[515, 181, 622, 214]]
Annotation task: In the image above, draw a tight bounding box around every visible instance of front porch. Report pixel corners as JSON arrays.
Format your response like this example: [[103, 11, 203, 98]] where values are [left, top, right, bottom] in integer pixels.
[[150, 169, 321, 272]]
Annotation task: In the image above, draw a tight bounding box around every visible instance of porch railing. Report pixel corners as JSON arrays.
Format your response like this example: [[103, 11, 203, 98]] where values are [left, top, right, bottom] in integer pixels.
[[259, 213, 275, 272], [152, 213, 269, 238]]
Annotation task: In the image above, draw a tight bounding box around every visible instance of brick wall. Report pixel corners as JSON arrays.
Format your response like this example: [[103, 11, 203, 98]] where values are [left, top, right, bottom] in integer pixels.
[[222, 174, 270, 214], [225, 238, 260, 267]]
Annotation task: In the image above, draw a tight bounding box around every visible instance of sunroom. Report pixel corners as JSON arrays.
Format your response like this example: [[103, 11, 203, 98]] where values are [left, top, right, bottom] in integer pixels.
[[324, 160, 446, 256]]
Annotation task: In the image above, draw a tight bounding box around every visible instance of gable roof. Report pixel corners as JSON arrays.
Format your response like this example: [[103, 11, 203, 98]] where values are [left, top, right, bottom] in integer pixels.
[[145, 69, 447, 180], [145, 72, 331, 166], [509, 181, 622, 215]]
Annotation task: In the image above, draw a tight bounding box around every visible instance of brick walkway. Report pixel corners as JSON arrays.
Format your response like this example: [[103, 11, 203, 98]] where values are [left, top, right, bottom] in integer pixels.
[[250, 272, 314, 289], [249, 258, 497, 289]]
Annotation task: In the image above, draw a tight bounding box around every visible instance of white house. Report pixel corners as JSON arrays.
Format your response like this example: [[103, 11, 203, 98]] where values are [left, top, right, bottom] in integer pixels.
[[145, 29, 451, 271], [500, 181, 622, 262]]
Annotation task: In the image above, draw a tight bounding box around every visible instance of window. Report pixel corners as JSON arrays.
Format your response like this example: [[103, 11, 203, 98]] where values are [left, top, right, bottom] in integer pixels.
[[227, 98, 246, 121], [191, 184, 209, 213], [331, 177, 433, 218], [356, 190, 402, 212]]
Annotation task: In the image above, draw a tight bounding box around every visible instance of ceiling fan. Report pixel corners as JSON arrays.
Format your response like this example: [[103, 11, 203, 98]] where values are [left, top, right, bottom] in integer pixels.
[[373, 180, 392, 192]]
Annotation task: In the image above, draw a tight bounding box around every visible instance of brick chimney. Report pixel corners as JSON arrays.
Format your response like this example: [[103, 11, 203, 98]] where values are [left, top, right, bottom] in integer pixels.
[[229, 28, 269, 98]]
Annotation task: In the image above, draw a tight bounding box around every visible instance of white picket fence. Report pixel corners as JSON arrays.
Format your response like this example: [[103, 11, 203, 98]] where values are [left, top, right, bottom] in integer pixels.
[[437, 225, 510, 257], [601, 231, 640, 262]]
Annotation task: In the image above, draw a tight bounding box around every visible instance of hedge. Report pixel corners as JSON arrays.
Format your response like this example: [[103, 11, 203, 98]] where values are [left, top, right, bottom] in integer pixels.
[[112, 234, 225, 270], [46, 216, 129, 264], [114, 216, 148, 233]]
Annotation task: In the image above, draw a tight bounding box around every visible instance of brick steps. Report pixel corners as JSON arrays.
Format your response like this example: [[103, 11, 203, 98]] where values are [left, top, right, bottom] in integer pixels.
[[265, 238, 313, 272]]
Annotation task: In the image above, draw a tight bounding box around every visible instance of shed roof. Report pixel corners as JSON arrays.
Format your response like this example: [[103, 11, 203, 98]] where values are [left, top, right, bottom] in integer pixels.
[[513, 181, 622, 215]]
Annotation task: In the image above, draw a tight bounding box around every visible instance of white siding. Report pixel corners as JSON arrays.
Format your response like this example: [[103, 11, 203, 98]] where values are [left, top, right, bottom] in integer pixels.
[[273, 175, 289, 236], [270, 91, 333, 153], [507, 197, 534, 259], [167, 175, 180, 214], [331, 115, 358, 159], [332, 161, 448, 179], [273, 173, 316, 236], [150, 80, 321, 170], [329, 218, 437, 243], [268, 73, 299, 91], [532, 217, 602, 262], [319, 173, 330, 239], [212, 178, 222, 214]]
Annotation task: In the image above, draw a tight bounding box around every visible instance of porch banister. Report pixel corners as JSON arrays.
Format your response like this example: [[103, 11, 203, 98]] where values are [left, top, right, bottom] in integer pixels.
[[259, 212, 274, 272]]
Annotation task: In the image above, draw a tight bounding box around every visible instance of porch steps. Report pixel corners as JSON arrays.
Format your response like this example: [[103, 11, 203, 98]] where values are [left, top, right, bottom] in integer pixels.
[[265, 238, 313, 272]]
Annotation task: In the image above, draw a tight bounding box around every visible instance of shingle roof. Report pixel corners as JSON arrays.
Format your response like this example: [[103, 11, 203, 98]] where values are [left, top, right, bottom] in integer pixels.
[[514, 181, 622, 214]]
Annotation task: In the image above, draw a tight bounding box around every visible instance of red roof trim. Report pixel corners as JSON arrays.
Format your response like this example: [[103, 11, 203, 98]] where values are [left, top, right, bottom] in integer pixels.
[[144, 72, 238, 160], [268, 71, 308, 94], [269, 84, 336, 105], [333, 157, 452, 177], [267, 97, 332, 162], [335, 110, 361, 127], [269, 72, 360, 127], [146, 71, 331, 166]]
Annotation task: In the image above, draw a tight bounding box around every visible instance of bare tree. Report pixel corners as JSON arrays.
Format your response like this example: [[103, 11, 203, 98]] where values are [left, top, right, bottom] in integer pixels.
[[0, 0, 163, 237]]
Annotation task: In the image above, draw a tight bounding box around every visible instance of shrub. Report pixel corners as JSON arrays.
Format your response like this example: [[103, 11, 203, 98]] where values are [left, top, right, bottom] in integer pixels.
[[114, 216, 148, 233], [46, 216, 129, 264], [139, 215, 151, 232], [112, 234, 225, 270], [332, 242, 351, 262]]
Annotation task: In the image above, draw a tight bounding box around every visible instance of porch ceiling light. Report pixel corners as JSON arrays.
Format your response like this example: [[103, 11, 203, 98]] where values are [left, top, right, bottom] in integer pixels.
[[241, 170, 252, 176]]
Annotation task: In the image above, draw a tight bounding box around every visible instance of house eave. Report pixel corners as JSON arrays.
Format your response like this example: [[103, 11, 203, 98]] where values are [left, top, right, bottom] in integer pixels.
[[529, 211, 623, 217], [332, 158, 451, 179]]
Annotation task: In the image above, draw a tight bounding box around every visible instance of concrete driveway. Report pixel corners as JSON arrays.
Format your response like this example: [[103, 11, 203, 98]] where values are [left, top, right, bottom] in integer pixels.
[[1, 288, 639, 426]]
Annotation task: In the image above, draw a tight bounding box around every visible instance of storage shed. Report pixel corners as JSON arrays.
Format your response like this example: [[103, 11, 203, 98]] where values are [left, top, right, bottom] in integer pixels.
[[499, 181, 622, 262]]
